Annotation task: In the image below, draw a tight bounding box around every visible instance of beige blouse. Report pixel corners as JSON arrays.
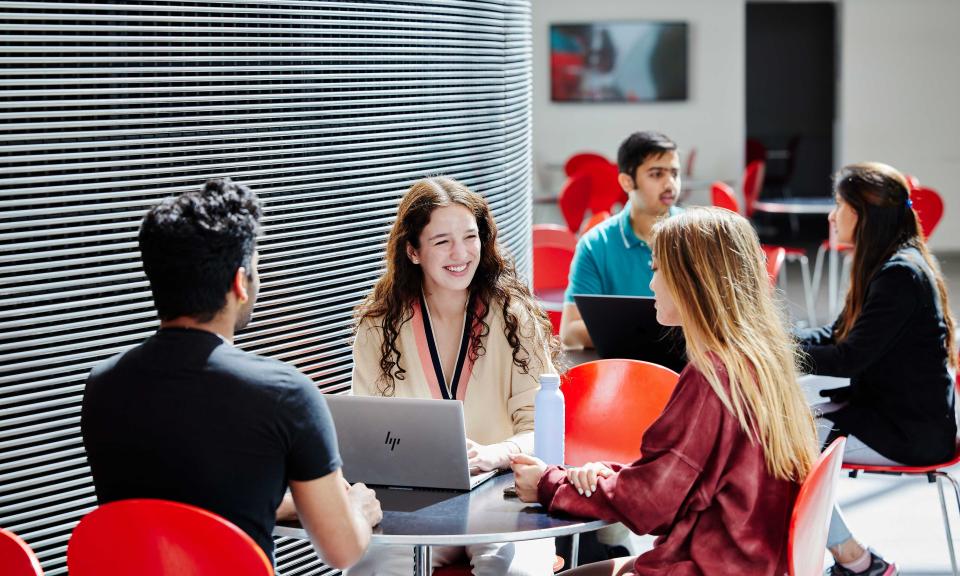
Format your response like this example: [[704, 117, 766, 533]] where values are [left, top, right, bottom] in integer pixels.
[[351, 296, 554, 454]]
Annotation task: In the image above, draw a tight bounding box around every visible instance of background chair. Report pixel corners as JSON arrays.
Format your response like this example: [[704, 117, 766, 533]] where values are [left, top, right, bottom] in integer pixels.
[[0, 527, 43, 576], [68, 499, 273, 576], [564, 152, 611, 178], [532, 226, 577, 334], [762, 245, 786, 287], [563, 359, 680, 466], [842, 368, 960, 576], [711, 181, 817, 325], [557, 172, 593, 233], [742, 160, 766, 218], [788, 437, 847, 576]]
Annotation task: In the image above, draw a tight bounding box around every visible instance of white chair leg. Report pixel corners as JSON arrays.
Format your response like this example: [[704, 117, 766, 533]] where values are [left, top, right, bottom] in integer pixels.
[[797, 254, 817, 327], [934, 471, 960, 576], [811, 243, 827, 306]]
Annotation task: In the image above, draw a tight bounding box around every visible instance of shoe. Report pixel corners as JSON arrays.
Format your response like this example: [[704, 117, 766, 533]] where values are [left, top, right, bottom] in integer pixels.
[[826, 550, 899, 576]]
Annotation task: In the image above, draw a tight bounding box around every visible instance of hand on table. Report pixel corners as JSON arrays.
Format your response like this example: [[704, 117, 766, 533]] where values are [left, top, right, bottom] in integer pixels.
[[466, 439, 514, 473], [347, 482, 383, 527], [508, 453, 547, 503], [565, 462, 614, 498]]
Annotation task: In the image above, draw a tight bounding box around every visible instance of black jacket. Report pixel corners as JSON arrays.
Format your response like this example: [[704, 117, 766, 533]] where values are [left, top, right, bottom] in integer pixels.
[[798, 247, 956, 465]]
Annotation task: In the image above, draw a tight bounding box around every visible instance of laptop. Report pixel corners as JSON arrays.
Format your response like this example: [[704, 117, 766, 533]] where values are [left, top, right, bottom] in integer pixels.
[[323, 395, 498, 491], [573, 294, 687, 373]]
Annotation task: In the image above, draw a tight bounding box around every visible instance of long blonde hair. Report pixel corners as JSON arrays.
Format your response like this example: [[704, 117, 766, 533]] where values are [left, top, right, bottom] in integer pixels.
[[652, 207, 818, 482]]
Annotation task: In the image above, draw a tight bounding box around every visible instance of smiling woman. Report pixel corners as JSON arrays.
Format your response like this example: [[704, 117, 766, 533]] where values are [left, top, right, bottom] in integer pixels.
[[347, 177, 562, 576]]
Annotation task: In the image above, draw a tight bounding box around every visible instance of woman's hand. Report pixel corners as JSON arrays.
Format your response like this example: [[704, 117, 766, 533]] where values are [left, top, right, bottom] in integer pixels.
[[509, 453, 548, 502], [466, 439, 514, 473], [565, 462, 614, 497]]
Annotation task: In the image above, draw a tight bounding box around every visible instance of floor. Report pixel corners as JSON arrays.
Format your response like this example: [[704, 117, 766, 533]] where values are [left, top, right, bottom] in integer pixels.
[[534, 203, 960, 575]]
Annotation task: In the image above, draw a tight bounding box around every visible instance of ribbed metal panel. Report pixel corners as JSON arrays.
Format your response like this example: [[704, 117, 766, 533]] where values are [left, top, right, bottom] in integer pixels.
[[0, 1, 532, 574]]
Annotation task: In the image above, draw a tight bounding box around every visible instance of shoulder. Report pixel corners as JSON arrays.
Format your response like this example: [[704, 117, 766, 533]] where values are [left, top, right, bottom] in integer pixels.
[[212, 345, 315, 396], [873, 248, 930, 291], [576, 212, 622, 253]]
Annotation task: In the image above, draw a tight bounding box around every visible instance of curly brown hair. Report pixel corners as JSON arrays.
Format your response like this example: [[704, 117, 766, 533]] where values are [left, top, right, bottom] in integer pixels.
[[355, 177, 562, 395]]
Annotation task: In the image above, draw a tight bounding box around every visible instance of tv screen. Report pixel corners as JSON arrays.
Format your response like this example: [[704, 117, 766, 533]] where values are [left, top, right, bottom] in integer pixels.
[[550, 21, 689, 103]]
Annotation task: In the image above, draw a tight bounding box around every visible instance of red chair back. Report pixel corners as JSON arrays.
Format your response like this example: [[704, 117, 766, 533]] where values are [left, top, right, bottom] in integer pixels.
[[563, 359, 679, 466], [583, 162, 627, 216], [788, 437, 847, 576], [564, 152, 611, 177], [68, 499, 273, 576], [532, 224, 577, 252], [910, 186, 944, 240], [557, 172, 593, 232], [710, 181, 740, 214], [762, 245, 786, 286], [0, 528, 43, 576], [743, 160, 766, 217], [580, 210, 610, 234]]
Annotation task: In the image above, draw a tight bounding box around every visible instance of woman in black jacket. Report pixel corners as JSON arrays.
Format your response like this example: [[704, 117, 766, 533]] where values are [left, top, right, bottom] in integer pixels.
[[799, 162, 956, 576]]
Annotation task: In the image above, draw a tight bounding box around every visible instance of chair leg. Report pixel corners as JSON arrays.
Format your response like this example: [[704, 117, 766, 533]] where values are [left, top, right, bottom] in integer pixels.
[[570, 532, 580, 569], [811, 243, 827, 306], [797, 254, 817, 327], [933, 471, 960, 576]]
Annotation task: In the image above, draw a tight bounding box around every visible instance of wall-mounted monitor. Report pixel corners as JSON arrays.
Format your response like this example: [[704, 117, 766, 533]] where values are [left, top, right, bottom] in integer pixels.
[[550, 21, 689, 103]]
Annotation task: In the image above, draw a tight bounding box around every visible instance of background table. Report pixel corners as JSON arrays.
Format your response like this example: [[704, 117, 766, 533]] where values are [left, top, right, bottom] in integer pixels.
[[275, 473, 608, 576], [751, 197, 838, 319]]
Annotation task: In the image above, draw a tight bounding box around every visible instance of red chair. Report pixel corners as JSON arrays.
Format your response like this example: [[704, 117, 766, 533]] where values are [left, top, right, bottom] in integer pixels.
[[557, 172, 593, 233], [580, 210, 609, 235], [564, 152, 612, 177], [564, 359, 680, 466], [762, 245, 786, 287], [842, 370, 960, 575], [68, 499, 273, 576], [711, 181, 817, 325], [742, 160, 766, 217], [533, 240, 576, 335], [0, 528, 43, 576], [711, 181, 740, 214], [582, 162, 627, 218], [911, 186, 944, 240], [788, 437, 847, 576], [533, 224, 577, 253]]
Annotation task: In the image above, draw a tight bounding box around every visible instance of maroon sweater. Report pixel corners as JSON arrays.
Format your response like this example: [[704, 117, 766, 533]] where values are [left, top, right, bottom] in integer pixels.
[[538, 364, 800, 576]]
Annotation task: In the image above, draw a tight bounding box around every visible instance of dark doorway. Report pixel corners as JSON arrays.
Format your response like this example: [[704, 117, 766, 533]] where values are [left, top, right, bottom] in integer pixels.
[[747, 2, 836, 242]]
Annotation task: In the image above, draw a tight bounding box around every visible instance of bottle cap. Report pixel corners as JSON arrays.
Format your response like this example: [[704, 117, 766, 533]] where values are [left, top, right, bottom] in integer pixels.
[[540, 373, 561, 388]]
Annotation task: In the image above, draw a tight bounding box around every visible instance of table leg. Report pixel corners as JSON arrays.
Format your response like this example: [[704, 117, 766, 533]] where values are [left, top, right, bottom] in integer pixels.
[[828, 220, 839, 318], [413, 544, 431, 576], [570, 533, 580, 568]]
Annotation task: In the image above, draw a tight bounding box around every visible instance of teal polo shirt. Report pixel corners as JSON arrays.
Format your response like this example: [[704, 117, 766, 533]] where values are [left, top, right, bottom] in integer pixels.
[[563, 203, 682, 303]]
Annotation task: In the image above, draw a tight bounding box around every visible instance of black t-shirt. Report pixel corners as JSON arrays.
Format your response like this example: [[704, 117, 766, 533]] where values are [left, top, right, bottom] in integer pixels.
[[81, 328, 341, 560]]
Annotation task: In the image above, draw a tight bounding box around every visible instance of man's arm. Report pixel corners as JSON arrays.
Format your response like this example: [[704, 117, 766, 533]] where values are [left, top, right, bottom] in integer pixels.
[[559, 302, 593, 349], [289, 469, 382, 569]]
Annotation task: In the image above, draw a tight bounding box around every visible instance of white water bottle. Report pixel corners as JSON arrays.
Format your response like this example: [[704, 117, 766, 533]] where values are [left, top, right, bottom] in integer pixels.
[[534, 373, 565, 466]]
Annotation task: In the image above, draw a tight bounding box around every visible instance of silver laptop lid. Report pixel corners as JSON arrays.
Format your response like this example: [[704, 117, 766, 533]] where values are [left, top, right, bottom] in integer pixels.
[[324, 395, 494, 491]]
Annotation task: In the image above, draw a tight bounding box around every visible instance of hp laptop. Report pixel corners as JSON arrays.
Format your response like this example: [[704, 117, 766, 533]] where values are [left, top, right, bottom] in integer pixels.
[[323, 395, 497, 491], [573, 294, 687, 373]]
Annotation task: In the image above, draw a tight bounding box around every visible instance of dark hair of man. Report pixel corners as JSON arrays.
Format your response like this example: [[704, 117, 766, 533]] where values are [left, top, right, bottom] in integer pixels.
[[139, 178, 262, 322], [616, 131, 678, 179], [833, 162, 956, 368]]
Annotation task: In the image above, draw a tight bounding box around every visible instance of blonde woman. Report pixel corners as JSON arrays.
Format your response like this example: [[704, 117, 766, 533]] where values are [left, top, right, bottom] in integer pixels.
[[348, 177, 561, 576], [512, 207, 819, 575]]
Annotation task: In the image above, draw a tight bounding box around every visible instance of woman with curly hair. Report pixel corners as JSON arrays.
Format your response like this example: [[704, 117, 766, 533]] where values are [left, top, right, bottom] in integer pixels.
[[348, 176, 561, 576]]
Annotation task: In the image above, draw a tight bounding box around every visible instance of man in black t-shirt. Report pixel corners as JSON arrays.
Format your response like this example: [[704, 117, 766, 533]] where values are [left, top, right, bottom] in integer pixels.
[[81, 178, 381, 568]]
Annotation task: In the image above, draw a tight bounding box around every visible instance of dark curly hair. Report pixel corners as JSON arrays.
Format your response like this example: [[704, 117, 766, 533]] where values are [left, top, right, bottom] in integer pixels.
[[139, 178, 262, 322], [355, 177, 562, 395]]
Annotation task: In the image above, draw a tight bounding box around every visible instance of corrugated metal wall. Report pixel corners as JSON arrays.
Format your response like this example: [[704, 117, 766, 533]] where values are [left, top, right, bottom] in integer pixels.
[[0, 1, 533, 573]]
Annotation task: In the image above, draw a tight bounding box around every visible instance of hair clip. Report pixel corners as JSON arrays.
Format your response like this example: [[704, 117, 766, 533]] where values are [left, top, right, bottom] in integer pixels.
[[906, 198, 913, 209]]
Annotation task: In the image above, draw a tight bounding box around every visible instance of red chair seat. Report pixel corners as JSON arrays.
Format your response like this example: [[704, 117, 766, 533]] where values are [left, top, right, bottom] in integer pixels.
[[0, 528, 43, 576]]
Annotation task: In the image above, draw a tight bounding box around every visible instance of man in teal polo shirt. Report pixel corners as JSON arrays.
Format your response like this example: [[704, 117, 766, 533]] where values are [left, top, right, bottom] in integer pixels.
[[560, 131, 683, 349]]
